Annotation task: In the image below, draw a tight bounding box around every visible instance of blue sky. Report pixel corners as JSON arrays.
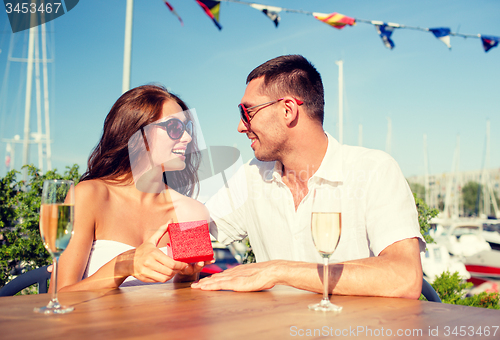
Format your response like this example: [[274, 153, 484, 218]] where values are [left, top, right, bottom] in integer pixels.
[[1, 0, 499, 189]]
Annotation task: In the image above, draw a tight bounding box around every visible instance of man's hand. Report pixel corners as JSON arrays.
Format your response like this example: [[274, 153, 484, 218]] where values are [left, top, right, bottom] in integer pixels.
[[191, 261, 279, 292]]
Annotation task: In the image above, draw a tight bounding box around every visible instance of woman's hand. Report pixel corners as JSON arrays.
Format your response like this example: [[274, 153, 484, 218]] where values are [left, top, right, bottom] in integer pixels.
[[118, 221, 188, 283]]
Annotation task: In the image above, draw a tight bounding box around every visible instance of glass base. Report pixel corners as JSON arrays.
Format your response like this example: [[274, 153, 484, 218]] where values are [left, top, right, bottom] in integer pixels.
[[308, 300, 342, 312], [34, 299, 74, 314]]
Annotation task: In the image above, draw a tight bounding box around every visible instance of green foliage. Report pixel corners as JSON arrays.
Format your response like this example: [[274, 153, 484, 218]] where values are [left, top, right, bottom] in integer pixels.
[[0, 164, 80, 288], [462, 181, 500, 217], [409, 182, 426, 201], [431, 271, 473, 304], [414, 193, 438, 244], [462, 292, 500, 309], [462, 182, 481, 216], [242, 237, 255, 264], [429, 271, 499, 309]]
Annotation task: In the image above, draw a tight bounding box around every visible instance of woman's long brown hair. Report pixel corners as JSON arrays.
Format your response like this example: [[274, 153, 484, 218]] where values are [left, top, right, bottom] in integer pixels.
[[80, 84, 200, 198]]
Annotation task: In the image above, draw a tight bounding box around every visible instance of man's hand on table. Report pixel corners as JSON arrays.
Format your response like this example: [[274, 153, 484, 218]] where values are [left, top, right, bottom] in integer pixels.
[[191, 261, 281, 291]]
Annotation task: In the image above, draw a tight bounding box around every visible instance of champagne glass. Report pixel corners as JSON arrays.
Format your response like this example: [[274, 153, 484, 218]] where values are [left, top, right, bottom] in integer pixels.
[[308, 187, 342, 312], [34, 180, 75, 314]]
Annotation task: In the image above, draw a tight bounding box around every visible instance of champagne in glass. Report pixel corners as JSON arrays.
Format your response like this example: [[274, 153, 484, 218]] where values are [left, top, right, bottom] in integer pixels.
[[308, 187, 342, 312], [34, 180, 75, 314], [311, 212, 341, 256]]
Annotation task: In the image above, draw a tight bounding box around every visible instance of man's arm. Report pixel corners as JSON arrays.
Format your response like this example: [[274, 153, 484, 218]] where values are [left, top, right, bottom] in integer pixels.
[[191, 237, 423, 299]]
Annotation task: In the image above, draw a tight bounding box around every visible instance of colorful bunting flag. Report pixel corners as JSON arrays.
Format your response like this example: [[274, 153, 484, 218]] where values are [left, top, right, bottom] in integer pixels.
[[189, 0, 498, 54], [196, 0, 222, 30], [164, 1, 183, 26], [429, 28, 451, 49], [373, 22, 398, 49], [481, 35, 499, 52], [313, 12, 356, 30], [249, 4, 281, 27]]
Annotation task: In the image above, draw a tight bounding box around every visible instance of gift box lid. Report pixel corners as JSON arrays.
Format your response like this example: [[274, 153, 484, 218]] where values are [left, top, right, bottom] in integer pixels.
[[166, 220, 214, 263]]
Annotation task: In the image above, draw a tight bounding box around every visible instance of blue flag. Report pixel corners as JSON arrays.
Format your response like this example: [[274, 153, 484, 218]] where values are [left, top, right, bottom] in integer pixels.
[[429, 28, 451, 49], [375, 23, 396, 49], [481, 35, 499, 52]]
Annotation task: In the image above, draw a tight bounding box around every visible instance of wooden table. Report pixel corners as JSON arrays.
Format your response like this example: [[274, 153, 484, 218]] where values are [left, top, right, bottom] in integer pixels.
[[0, 283, 499, 339]]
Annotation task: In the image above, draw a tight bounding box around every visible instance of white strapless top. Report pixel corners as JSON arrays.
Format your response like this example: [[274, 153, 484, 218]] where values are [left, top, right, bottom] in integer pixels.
[[82, 240, 172, 287]]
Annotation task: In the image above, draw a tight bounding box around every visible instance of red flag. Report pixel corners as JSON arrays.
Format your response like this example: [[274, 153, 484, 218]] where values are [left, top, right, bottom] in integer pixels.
[[195, 0, 222, 30], [164, 1, 183, 26], [313, 12, 356, 29]]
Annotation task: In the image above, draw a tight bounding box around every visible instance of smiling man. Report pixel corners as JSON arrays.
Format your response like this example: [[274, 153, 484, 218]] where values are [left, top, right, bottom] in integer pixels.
[[192, 55, 425, 299]]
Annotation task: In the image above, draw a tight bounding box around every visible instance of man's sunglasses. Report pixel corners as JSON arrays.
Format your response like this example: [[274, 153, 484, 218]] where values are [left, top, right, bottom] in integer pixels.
[[156, 118, 193, 140], [239, 97, 304, 126]]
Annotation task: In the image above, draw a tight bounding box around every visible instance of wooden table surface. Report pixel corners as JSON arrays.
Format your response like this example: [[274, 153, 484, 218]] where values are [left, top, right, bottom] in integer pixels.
[[0, 283, 499, 339]]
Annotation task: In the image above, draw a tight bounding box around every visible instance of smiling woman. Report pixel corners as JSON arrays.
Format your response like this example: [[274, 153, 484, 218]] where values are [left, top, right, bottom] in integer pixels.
[[128, 102, 199, 194], [54, 84, 212, 292]]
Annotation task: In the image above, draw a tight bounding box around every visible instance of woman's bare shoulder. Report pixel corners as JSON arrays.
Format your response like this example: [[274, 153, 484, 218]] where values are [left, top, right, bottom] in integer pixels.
[[75, 179, 111, 203], [173, 194, 210, 223]]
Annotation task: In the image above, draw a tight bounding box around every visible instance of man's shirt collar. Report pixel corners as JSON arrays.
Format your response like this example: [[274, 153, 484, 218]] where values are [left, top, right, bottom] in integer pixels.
[[262, 131, 344, 185]]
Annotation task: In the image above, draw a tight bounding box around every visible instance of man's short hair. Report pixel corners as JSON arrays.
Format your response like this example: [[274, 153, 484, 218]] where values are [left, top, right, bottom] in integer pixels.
[[247, 55, 325, 124]]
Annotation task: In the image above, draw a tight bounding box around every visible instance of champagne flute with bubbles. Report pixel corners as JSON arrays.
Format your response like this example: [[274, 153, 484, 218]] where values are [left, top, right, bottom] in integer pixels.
[[308, 186, 342, 312], [34, 180, 75, 314]]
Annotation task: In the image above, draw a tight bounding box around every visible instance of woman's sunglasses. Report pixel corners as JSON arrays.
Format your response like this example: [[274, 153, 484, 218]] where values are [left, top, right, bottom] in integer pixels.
[[239, 97, 304, 127], [156, 118, 193, 140]]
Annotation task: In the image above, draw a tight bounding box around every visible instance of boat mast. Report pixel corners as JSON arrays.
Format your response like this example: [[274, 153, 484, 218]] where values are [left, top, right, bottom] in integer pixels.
[[453, 136, 460, 218], [22, 25, 36, 180], [122, 0, 134, 93], [335, 59, 343, 144], [423, 134, 430, 205], [444, 135, 460, 219], [1, 22, 53, 177], [34, 27, 44, 173], [42, 22, 52, 171], [482, 120, 500, 218]]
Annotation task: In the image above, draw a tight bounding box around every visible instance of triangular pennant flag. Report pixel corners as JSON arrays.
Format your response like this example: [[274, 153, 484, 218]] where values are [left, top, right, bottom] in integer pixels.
[[481, 35, 499, 52], [429, 28, 451, 49], [195, 0, 222, 30], [249, 4, 281, 27], [374, 23, 396, 49], [313, 12, 356, 30], [164, 1, 183, 26]]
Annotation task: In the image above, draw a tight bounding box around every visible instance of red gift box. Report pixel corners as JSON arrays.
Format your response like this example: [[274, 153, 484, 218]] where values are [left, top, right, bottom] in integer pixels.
[[166, 221, 214, 263]]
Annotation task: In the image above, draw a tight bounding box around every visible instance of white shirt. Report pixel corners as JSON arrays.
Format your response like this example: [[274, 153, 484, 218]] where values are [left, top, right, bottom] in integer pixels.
[[206, 132, 425, 264]]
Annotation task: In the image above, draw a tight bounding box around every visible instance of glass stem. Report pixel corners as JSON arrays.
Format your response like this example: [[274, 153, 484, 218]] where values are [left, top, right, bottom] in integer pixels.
[[50, 256, 60, 305], [322, 256, 329, 303]]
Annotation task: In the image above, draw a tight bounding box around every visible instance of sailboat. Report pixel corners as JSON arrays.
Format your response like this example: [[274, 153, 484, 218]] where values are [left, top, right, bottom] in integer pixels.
[[464, 248, 500, 286], [431, 218, 500, 286], [482, 221, 500, 250]]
